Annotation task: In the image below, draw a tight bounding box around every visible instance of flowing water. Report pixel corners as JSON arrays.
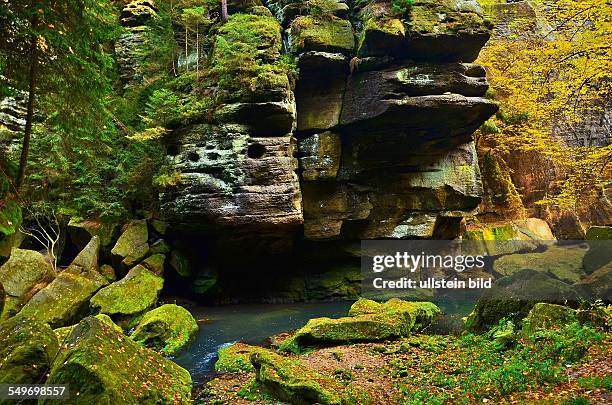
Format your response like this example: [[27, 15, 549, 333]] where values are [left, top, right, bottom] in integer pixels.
[[170, 299, 475, 384], [171, 300, 353, 383]]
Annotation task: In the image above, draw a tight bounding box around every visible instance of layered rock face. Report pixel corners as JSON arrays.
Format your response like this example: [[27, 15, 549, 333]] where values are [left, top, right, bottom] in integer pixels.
[[139, 0, 497, 298]]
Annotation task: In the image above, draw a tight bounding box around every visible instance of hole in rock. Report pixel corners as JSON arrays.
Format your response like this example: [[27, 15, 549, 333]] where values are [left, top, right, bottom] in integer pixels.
[[247, 143, 266, 159], [187, 151, 200, 162]]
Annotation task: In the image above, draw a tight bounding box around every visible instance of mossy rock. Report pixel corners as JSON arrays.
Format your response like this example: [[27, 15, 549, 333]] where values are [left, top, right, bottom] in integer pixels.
[[90, 265, 163, 318], [404, 0, 492, 62], [465, 269, 580, 332], [211, 13, 290, 104], [215, 342, 268, 373], [349, 298, 441, 330], [523, 303, 577, 335], [110, 220, 149, 270], [42, 316, 191, 404], [0, 317, 59, 384], [53, 314, 123, 344], [0, 199, 22, 237], [149, 239, 170, 255], [141, 253, 165, 276], [358, 17, 405, 57], [290, 15, 355, 54], [18, 272, 105, 328], [0, 248, 55, 298], [64, 236, 108, 285], [494, 245, 586, 284], [280, 312, 407, 352], [130, 304, 198, 356], [251, 348, 355, 404], [67, 217, 118, 250]]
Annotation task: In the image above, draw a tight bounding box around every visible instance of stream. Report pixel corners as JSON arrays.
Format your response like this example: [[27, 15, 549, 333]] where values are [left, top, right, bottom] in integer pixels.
[[169, 299, 475, 384]]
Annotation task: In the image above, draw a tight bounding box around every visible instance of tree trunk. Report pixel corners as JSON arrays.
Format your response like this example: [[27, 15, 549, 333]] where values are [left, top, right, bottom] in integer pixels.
[[16, 33, 38, 192], [221, 0, 228, 22]]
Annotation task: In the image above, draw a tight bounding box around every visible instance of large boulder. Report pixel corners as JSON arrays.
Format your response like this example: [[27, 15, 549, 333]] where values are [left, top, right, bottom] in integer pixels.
[[215, 342, 267, 373], [67, 218, 118, 250], [494, 245, 586, 284], [289, 15, 355, 55], [64, 236, 108, 285], [17, 272, 105, 328], [348, 298, 441, 330], [130, 304, 198, 356], [0, 317, 59, 384], [90, 265, 163, 319], [111, 220, 149, 270], [43, 316, 191, 404], [0, 248, 54, 298], [280, 312, 407, 352], [523, 303, 578, 335], [251, 348, 355, 404], [403, 0, 492, 62], [466, 269, 580, 332]]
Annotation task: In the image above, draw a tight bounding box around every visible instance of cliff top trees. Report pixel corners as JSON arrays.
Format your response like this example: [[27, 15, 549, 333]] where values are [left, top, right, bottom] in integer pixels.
[[0, 0, 119, 191]]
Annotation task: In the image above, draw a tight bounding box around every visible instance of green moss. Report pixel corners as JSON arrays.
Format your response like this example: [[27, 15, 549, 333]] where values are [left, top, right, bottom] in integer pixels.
[[90, 265, 163, 318], [210, 13, 291, 104], [523, 303, 578, 335], [43, 316, 191, 404], [130, 304, 198, 356], [0, 200, 22, 237], [18, 272, 105, 328], [111, 220, 149, 269], [0, 317, 59, 384], [251, 348, 353, 404], [280, 312, 407, 352], [215, 343, 268, 373], [290, 15, 355, 54], [349, 298, 441, 330], [407, 1, 491, 36]]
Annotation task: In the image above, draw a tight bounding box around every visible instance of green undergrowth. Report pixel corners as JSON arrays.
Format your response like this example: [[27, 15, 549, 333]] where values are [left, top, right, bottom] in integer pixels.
[[394, 322, 605, 402]]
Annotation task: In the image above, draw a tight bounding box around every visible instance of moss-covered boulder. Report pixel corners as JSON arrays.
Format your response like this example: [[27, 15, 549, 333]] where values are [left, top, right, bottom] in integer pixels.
[[404, 0, 492, 62], [42, 316, 191, 404], [251, 348, 353, 404], [67, 217, 118, 250], [64, 236, 108, 285], [215, 342, 268, 373], [494, 245, 586, 284], [140, 253, 165, 276], [465, 269, 580, 332], [289, 15, 355, 54], [523, 303, 578, 335], [17, 272, 105, 328], [53, 313, 124, 344], [111, 220, 149, 270], [0, 248, 54, 298], [0, 317, 59, 384], [130, 304, 198, 356], [90, 265, 163, 319], [281, 312, 407, 352], [348, 298, 441, 330], [358, 17, 405, 57]]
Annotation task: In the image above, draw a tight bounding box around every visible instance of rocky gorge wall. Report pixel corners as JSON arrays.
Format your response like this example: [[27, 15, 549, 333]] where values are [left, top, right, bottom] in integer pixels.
[[112, 0, 499, 300]]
